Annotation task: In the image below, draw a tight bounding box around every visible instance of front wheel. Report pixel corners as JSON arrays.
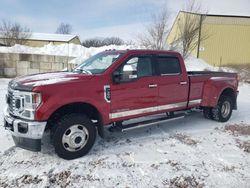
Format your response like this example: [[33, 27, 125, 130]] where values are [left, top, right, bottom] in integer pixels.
[[52, 113, 96, 160], [212, 95, 233, 122]]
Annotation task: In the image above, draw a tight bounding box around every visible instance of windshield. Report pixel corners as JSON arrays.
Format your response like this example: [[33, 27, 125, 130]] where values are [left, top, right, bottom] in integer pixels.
[[73, 52, 123, 74]]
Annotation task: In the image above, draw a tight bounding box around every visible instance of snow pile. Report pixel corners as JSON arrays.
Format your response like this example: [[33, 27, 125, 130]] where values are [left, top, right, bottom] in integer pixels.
[[0, 43, 140, 58], [0, 43, 219, 71], [68, 44, 142, 65], [184, 56, 214, 71], [0, 43, 144, 65]]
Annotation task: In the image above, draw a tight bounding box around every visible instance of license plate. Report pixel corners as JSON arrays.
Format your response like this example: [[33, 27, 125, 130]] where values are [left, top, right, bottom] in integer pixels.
[[4, 115, 13, 125], [4, 119, 11, 130], [4, 118, 14, 131], [4, 119, 8, 127]]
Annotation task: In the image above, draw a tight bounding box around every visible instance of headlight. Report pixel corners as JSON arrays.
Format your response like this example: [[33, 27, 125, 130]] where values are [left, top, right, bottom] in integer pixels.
[[10, 91, 42, 120], [23, 92, 42, 110]]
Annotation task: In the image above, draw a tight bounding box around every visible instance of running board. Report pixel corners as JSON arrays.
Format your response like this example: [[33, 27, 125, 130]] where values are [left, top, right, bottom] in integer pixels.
[[109, 113, 185, 132]]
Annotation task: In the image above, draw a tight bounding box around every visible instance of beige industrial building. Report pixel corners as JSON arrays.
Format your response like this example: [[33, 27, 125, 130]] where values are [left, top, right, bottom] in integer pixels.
[[167, 11, 250, 66], [0, 32, 81, 47]]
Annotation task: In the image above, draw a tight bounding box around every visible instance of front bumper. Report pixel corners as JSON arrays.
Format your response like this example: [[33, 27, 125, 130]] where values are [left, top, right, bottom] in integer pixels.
[[3, 107, 46, 151]]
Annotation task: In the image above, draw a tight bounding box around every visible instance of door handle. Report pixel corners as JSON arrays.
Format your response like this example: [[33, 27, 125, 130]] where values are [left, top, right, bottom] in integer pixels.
[[180, 81, 187, 85], [148, 84, 158, 88]]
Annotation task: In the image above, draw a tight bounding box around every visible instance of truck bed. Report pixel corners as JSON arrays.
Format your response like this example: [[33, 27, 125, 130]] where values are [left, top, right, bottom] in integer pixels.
[[187, 71, 238, 108]]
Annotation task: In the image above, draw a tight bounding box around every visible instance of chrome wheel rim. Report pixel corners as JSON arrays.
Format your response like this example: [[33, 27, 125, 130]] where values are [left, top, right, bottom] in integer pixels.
[[221, 101, 231, 118], [62, 124, 89, 152]]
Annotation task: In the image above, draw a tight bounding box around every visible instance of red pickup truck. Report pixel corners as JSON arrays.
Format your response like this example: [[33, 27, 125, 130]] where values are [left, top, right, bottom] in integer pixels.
[[4, 50, 239, 159]]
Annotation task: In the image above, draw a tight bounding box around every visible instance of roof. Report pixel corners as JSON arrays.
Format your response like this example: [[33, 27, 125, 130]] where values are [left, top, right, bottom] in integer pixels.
[[29, 33, 79, 42], [179, 11, 250, 19], [0, 32, 79, 42], [103, 49, 181, 56], [177, 11, 250, 25]]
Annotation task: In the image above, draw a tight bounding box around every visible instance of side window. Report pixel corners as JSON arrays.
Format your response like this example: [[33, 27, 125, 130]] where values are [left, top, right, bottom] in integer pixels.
[[157, 56, 181, 75], [118, 56, 153, 82]]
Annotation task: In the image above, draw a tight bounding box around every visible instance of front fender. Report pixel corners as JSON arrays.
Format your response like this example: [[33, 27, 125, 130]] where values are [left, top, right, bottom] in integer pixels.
[[35, 91, 110, 124]]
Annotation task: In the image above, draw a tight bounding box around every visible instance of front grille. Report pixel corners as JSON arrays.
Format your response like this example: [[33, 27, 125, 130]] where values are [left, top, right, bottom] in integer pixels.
[[6, 83, 34, 120], [8, 90, 15, 114]]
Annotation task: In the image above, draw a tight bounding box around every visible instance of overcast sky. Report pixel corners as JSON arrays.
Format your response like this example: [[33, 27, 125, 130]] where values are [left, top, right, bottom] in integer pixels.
[[0, 0, 250, 41]]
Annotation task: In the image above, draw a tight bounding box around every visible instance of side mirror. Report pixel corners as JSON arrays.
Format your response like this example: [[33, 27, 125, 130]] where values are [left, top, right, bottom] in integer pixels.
[[112, 71, 121, 83], [112, 65, 138, 84], [123, 65, 137, 80]]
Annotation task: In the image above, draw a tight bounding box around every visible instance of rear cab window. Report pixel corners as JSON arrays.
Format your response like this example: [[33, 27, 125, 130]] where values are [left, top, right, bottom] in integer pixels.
[[156, 56, 181, 75]]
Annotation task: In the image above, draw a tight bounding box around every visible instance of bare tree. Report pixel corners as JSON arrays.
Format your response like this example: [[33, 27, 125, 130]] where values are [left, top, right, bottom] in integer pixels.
[[0, 20, 31, 46], [81, 38, 103, 47], [56, 23, 72, 34], [170, 0, 209, 58], [138, 9, 169, 50], [82, 37, 124, 47], [102, 37, 124, 46]]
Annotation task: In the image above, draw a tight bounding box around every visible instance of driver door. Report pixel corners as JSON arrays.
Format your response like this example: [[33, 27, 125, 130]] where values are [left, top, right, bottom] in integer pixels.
[[110, 55, 158, 121]]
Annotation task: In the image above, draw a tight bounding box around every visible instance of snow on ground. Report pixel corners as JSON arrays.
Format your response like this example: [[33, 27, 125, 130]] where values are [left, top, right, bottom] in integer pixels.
[[0, 81, 250, 187], [0, 79, 15, 152]]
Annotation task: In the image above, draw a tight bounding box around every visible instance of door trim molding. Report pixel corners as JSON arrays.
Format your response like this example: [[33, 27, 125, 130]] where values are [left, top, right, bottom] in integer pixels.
[[188, 99, 201, 106], [109, 99, 201, 119]]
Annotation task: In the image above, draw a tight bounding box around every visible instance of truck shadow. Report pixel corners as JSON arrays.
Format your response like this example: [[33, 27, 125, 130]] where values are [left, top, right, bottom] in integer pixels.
[[104, 110, 218, 139]]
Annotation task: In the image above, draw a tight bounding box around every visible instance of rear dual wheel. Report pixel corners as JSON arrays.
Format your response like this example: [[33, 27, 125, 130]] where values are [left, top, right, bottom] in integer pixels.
[[203, 107, 213, 119], [203, 95, 233, 122]]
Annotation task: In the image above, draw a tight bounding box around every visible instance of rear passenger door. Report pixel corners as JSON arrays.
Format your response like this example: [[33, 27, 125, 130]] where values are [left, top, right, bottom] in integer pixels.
[[156, 55, 189, 112]]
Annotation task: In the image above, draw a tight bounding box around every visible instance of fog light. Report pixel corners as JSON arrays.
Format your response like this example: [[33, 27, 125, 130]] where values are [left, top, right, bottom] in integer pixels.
[[18, 122, 28, 133], [21, 110, 31, 118]]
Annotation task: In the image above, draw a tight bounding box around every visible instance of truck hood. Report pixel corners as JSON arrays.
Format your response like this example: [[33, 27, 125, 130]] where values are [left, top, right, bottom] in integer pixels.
[[9, 71, 92, 91]]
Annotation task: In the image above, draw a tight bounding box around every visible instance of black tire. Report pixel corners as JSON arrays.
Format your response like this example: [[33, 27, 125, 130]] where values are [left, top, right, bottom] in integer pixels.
[[203, 107, 213, 119], [52, 113, 96, 160], [212, 95, 233, 122]]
